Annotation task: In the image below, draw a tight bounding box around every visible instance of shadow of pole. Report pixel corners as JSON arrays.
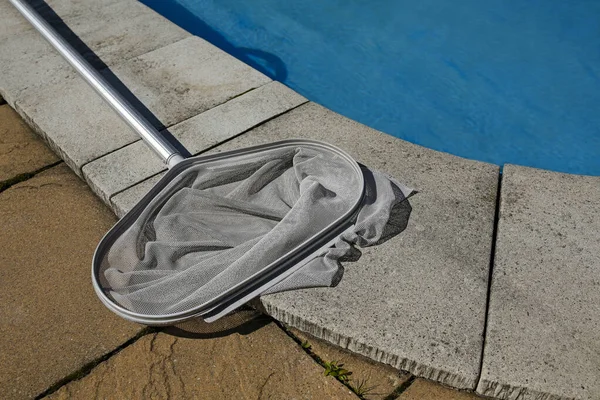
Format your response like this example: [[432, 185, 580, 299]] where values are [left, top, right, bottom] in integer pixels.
[[32, 0, 190, 158]]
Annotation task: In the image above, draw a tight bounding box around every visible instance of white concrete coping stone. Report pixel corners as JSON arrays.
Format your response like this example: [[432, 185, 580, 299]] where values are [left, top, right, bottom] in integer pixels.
[[477, 165, 600, 400]]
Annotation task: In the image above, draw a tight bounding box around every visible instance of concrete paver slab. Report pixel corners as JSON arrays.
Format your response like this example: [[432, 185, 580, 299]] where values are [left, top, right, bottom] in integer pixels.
[[0, 0, 188, 106], [0, 0, 123, 44], [477, 165, 600, 400], [168, 81, 306, 153], [0, 164, 140, 399], [399, 379, 482, 400], [43, 0, 190, 67], [82, 82, 306, 203], [14, 74, 139, 174], [10, 33, 274, 175], [110, 172, 164, 218], [0, 0, 35, 43], [1, 0, 190, 171], [0, 28, 68, 107], [110, 35, 272, 128], [32, 0, 123, 17], [105, 102, 497, 388], [290, 327, 411, 399], [204, 102, 499, 389], [48, 323, 358, 400], [0, 104, 58, 182]]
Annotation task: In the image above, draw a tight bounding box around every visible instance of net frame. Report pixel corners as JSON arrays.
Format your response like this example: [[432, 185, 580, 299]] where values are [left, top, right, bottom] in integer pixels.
[[92, 139, 365, 325]]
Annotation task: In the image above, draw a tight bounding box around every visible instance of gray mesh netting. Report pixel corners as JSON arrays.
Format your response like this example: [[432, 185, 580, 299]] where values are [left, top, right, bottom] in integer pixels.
[[97, 144, 412, 318]]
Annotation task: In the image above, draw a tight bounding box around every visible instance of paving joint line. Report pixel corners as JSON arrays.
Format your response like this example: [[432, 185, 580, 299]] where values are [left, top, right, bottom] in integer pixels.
[[152, 82, 268, 131], [382, 375, 417, 400], [79, 82, 291, 177], [79, 138, 143, 171], [107, 168, 166, 202], [35, 326, 159, 399], [187, 99, 310, 158], [0, 160, 63, 194], [183, 98, 309, 154], [474, 169, 503, 388], [103, 100, 310, 203], [274, 319, 368, 399], [223, 85, 261, 103]]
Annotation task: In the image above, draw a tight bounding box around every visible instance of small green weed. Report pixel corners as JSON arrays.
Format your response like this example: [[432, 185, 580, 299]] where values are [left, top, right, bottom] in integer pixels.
[[323, 360, 352, 382], [350, 378, 376, 397]]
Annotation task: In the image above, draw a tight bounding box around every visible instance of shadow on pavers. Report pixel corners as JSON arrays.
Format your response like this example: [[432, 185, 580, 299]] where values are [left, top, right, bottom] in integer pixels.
[[163, 306, 271, 339], [31, 0, 190, 158], [141, 0, 289, 82]]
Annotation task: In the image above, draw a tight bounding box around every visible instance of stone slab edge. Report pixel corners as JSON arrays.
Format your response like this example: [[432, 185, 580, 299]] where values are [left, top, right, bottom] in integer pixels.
[[476, 165, 600, 400], [261, 297, 472, 389], [265, 302, 432, 375], [11, 100, 82, 174]]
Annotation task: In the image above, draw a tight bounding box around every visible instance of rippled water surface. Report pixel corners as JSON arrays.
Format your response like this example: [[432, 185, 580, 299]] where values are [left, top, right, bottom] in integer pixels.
[[143, 0, 600, 175]]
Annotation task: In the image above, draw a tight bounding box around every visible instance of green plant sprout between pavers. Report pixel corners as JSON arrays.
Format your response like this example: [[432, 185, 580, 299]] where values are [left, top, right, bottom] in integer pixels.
[[351, 378, 378, 398], [324, 360, 352, 382], [296, 336, 378, 399]]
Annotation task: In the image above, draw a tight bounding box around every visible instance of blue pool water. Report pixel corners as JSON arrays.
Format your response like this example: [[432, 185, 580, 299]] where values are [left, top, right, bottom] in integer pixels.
[[142, 0, 600, 175]]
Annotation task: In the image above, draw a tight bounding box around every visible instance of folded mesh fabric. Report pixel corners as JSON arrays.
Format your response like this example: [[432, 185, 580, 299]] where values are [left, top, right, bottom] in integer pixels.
[[103, 146, 412, 315]]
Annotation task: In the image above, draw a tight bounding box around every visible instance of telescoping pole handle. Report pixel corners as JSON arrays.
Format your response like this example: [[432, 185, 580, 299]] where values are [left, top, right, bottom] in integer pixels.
[[9, 0, 185, 167]]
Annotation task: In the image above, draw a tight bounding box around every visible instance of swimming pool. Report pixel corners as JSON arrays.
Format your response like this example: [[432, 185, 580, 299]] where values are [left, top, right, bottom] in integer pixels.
[[142, 0, 600, 176]]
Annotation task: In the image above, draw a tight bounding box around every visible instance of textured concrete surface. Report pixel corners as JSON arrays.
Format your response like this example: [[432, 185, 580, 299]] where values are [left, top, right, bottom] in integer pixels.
[[39, 0, 190, 67], [399, 379, 482, 400], [14, 74, 140, 174], [477, 165, 600, 400], [32, 0, 123, 17], [0, 165, 141, 400], [290, 327, 411, 399], [189, 102, 499, 389], [9, 33, 275, 174], [0, 0, 190, 173], [167, 81, 306, 153], [0, 104, 58, 182], [111, 35, 272, 128], [0, 28, 66, 107], [0, 0, 35, 43], [110, 172, 164, 218], [0, 0, 189, 106], [82, 82, 306, 203], [48, 324, 358, 400]]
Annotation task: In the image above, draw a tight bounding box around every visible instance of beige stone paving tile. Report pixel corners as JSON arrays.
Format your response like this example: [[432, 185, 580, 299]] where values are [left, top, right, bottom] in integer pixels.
[[399, 379, 484, 400], [48, 321, 358, 400], [290, 327, 411, 399], [0, 165, 141, 399], [0, 104, 59, 182]]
